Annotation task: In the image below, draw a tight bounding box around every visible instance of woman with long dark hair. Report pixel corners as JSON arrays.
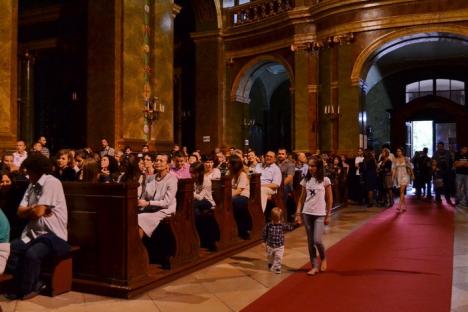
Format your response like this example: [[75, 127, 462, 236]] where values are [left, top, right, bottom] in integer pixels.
[[119, 154, 143, 184], [361, 150, 378, 207], [81, 158, 100, 183], [295, 157, 333, 276], [98, 155, 119, 183], [228, 155, 251, 239], [190, 162, 218, 251]]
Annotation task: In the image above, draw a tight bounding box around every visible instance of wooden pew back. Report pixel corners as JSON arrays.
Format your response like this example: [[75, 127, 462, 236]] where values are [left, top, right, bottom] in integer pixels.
[[211, 176, 238, 249]]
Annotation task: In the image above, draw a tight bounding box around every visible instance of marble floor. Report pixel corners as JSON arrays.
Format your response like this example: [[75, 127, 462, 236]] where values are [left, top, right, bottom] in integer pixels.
[[1, 203, 465, 312]]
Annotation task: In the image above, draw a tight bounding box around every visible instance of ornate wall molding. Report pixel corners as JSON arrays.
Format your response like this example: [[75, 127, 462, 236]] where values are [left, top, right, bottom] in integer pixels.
[[350, 24, 468, 85]]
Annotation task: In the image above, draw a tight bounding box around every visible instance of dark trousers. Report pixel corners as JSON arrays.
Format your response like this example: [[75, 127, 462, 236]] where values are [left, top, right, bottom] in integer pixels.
[[232, 195, 252, 238], [194, 199, 219, 250], [6, 238, 53, 296]]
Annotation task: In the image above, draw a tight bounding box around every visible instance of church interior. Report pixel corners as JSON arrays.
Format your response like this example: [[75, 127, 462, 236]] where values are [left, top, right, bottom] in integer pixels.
[[0, 0, 468, 311]]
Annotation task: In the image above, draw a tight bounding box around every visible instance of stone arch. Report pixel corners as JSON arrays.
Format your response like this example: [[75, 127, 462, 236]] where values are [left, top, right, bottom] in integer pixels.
[[231, 54, 294, 104], [351, 25, 468, 86], [190, 0, 222, 31]]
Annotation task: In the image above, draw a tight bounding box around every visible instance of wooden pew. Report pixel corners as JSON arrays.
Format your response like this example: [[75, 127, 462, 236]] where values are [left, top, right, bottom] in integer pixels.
[[248, 174, 264, 240], [62, 182, 153, 297], [211, 176, 238, 250], [149, 179, 200, 268]]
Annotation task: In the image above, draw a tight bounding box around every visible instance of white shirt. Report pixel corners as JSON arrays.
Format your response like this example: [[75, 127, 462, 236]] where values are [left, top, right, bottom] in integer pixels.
[[232, 171, 250, 198], [13, 151, 28, 168], [205, 168, 221, 180], [20, 174, 68, 243], [300, 177, 331, 216], [194, 177, 216, 208], [355, 156, 364, 175], [255, 163, 282, 187]]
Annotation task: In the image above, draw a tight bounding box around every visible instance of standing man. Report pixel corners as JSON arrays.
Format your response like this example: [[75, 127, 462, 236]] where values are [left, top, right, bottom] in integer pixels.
[[454, 145, 468, 207], [5, 152, 69, 300], [433, 142, 454, 205], [37, 136, 50, 158], [419, 147, 432, 199], [255, 151, 282, 212], [277, 148, 296, 220], [100, 138, 115, 157], [13, 140, 28, 169]]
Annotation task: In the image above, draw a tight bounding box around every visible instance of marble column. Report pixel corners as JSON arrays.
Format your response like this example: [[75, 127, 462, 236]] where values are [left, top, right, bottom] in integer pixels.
[[0, 1, 18, 149]]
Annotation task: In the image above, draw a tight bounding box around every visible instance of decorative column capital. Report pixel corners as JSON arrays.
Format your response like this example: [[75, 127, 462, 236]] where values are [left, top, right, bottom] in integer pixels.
[[326, 32, 354, 47]]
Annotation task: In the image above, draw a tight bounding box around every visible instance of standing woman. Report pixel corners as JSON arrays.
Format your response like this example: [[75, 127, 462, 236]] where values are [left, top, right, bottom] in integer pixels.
[[378, 148, 394, 207], [295, 157, 333, 276], [392, 147, 413, 212]]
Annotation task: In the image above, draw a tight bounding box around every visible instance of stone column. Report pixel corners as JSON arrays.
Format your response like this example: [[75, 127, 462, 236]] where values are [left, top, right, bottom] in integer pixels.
[[307, 50, 320, 153], [330, 46, 339, 153], [192, 31, 225, 153], [18, 50, 35, 145], [293, 48, 309, 151], [0, 1, 18, 149]]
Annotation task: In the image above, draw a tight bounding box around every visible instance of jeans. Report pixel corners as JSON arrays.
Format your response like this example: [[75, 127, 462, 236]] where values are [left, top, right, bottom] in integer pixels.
[[6, 238, 53, 296], [302, 214, 325, 268], [232, 195, 252, 237], [456, 174, 468, 205]]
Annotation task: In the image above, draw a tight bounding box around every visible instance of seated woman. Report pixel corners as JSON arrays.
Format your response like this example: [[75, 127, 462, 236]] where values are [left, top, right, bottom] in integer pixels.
[[137, 154, 177, 239], [204, 155, 221, 180], [81, 158, 100, 183], [98, 155, 120, 183], [53, 149, 77, 181], [190, 162, 219, 251], [118, 154, 143, 184], [228, 155, 252, 239]]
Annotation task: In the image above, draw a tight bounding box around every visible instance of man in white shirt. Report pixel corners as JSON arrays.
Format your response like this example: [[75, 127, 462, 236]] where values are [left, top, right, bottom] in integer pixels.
[[255, 151, 282, 212], [5, 153, 69, 300], [13, 140, 28, 168]]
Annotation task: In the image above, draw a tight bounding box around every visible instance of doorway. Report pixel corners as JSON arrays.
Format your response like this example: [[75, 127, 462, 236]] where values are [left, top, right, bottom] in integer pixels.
[[408, 120, 457, 157]]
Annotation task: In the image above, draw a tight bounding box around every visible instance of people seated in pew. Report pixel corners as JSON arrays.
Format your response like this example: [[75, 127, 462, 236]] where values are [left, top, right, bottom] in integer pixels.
[[255, 151, 282, 212], [190, 162, 219, 251], [170, 151, 191, 179], [228, 155, 252, 240], [53, 149, 77, 182], [204, 155, 221, 180], [137, 153, 177, 239], [5, 152, 70, 300]]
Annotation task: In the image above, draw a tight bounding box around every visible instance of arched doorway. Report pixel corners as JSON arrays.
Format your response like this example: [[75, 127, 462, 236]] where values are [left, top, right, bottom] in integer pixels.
[[231, 59, 293, 154], [391, 96, 467, 156], [354, 29, 468, 153]]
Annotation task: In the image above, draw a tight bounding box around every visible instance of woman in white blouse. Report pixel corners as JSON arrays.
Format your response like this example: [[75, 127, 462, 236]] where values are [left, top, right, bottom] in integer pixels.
[[228, 155, 251, 239], [190, 162, 218, 251], [204, 155, 221, 180]]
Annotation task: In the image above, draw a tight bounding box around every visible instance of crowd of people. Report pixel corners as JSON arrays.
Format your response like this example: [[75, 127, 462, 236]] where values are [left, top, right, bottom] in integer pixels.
[[0, 135, 467, 299]]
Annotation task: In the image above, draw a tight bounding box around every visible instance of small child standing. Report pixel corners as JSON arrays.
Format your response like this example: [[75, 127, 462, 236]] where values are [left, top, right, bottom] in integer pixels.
[[262, 207, 295, 274]]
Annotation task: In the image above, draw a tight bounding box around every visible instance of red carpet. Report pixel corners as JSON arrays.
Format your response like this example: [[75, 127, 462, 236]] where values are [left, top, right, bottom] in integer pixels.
[[243, 200, 454, 312]]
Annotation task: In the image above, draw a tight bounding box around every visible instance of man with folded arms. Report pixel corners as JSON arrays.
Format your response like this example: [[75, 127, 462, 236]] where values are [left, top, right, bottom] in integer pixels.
[[255, 151, 282, 212]]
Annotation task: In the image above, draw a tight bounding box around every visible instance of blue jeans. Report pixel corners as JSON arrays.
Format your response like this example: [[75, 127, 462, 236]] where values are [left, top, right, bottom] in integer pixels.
[[456, 174, 468, 205]]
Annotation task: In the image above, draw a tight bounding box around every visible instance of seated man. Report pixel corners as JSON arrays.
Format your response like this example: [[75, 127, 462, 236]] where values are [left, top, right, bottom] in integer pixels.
[[6, 152, 69, 300], [137, 153, 178, 239], [255, 151, 282, 212], [170, 151, 191, 179]]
